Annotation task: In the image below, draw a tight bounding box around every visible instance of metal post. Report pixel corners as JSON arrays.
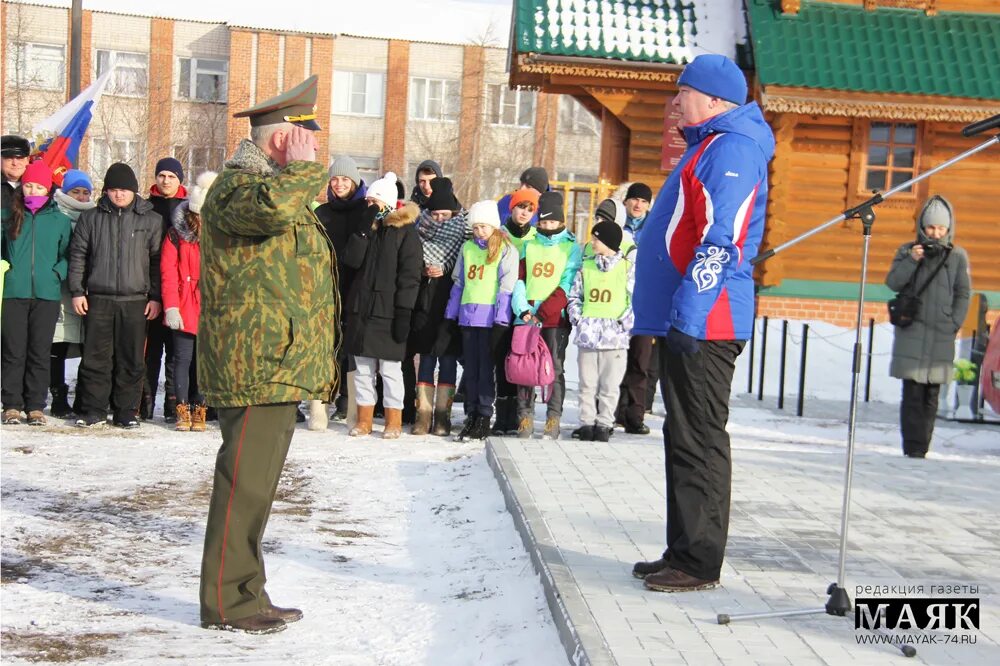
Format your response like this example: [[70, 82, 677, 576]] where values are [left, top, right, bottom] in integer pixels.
[[70, 0, 83, 99], [778, 320, 788, 409], [757, 316, 768, 401], [797, 324, 809, 417], [864, 318, 875, 403], [747, 317, 756, 394]]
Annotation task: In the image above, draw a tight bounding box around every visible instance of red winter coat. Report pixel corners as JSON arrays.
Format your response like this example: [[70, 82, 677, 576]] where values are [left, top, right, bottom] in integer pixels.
[[159, 202, 201, 335]]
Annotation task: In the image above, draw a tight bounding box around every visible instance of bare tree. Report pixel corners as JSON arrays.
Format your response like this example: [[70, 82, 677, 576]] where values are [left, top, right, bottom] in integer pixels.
[[4, 3, 67, 138]]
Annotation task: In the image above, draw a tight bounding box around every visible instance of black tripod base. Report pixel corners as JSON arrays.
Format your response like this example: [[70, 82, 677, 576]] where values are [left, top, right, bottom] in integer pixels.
[[825, 582, 852, 616]]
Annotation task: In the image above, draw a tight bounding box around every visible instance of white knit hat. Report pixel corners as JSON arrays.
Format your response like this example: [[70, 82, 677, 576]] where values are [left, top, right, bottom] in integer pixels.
[[468, 200, 501, 229], [366, 171, 398, 209], [188, 171, 218, 214]]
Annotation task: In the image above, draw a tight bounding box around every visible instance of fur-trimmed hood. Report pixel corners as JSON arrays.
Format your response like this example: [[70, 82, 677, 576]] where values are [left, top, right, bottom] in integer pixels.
[[382, 201, 420, 228], [169, 199, 199, 243]]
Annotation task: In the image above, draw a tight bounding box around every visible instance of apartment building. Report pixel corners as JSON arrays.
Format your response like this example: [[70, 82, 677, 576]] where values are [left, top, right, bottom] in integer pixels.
[[2, 1, 601, 203]]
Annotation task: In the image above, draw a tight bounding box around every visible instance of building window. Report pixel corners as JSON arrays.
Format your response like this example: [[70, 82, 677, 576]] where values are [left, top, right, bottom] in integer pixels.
[[488, 85, 535, 128], [559, 97, 599, 136], [96, 50, 149, 97], [8, 43, 65, 90], [173, 145, 226, 184], [332, 71, 384, 117], [178, 58, 228, 102], [90, 138, 144, 182], [409, 77, 460, 121], [863, 121, 918, 194], [350, 156, 382, 186]]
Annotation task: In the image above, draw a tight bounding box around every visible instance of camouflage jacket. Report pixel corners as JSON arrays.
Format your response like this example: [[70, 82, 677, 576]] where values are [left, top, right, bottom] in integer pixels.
[[197, 139, 340, 407]]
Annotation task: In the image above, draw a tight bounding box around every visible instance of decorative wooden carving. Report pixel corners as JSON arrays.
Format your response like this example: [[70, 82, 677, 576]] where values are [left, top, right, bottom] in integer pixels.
[[760, 87, 999, 123], [780, 0, 801, 14]]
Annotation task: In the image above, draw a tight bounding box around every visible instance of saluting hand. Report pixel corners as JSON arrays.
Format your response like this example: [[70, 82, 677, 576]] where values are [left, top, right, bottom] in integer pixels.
[[284, 126, 317, 163]]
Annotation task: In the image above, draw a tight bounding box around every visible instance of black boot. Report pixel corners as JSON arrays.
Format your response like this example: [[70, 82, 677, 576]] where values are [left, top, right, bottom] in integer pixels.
[[470, 415, 492, 440], [138, 389, 153, 421], [491, 398, 510, 435], [456, 414, 482, 442], [164, 395, 178, 424], [50, 384, 72, 418]]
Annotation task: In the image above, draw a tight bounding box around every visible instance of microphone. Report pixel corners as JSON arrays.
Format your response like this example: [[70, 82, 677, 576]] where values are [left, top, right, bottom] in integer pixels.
[[962, 113, 1000, 137]]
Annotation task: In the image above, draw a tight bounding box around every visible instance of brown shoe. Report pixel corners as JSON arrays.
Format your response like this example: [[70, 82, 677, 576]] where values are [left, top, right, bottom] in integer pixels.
[[431, 384, 455, 436], [643, 567, 719, 593], [383, 407, 403, 439], [191, 404, 208, 432], [27, 410, 47, 426], [349, 405, 375, 436], [632, 557, 669, 579], [261, 603, 303, 623], [3, 408, 22, 425], [411, 383, 434, 435], [175, 403, 192, 431], [517, 415, 533, 439], [201, 612, 287, 634]]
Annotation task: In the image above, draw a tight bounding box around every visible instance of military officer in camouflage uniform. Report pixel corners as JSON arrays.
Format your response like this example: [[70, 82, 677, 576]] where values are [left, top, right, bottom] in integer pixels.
[[198, 76, 339, 635]]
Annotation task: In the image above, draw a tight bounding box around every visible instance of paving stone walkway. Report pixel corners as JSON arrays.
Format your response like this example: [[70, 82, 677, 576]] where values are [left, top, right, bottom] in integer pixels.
[[486, 406, 1000, 666]]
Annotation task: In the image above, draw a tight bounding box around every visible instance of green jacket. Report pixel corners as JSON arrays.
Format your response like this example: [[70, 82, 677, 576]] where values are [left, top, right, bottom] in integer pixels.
[[1, 198, 73, 301], [198, 140, 340, 407]]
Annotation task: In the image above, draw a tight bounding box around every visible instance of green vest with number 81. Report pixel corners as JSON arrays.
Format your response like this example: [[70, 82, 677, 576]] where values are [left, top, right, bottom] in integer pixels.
[[581, 256, 629, 319], [461, 241, 501, 305], [525, 241, 573, 301]]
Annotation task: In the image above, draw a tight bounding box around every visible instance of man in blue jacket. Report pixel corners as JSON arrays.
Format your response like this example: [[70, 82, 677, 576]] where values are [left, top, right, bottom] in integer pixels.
[[631, 54, 775, 592]]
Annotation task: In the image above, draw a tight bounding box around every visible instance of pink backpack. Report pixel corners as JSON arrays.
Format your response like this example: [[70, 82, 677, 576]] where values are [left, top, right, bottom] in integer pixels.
[[506, 324, 556, 401]]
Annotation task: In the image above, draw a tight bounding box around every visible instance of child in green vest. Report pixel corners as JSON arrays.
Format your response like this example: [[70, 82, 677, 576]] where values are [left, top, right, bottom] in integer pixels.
[[511, 191, 582, 440], [567, 221, 636, 441], [491, 188, 540, 435], [445, 201, 519, 441]]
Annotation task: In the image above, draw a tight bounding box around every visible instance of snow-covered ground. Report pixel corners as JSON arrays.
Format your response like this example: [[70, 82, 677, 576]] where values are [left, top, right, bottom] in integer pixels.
[[3, 317, 997, 664]]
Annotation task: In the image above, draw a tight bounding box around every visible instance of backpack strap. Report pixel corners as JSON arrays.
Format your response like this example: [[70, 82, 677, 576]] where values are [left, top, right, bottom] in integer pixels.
[[913, 248, 952, 298]]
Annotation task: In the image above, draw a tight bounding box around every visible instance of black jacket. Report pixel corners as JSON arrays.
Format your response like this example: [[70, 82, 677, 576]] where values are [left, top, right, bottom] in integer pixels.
[[315, 191, 371, 304], [343, 202, 422, 361], [148, 193, 186, 241], [68, 194, 162, 301]]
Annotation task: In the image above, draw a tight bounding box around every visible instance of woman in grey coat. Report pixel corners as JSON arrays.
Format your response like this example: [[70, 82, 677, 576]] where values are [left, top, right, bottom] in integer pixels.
[[885, 195, 970, 458]]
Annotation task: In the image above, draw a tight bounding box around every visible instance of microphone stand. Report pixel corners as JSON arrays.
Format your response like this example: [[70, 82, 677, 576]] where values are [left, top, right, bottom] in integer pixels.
[[715, 131, 1000, 659]]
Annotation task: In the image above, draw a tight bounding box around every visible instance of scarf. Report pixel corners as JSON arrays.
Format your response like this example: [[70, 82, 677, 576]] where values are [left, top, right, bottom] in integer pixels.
[[53, 189, 97, 222], [504, 217, 532, 238], [225, 139, 282, 177], [417, 208, 467, 272]]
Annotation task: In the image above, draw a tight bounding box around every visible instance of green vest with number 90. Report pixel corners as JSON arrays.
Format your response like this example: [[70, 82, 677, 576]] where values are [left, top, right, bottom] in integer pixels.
[[525, 241, 573, 301], [581, 256, 629, 319], [461, 241, 501, 305]]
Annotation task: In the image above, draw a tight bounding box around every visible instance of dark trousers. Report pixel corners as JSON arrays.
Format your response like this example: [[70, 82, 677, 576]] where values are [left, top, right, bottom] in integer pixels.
[[493, 324, 516, 399], [462, 327, 496, 417], [516, 326, 569, 419], [659, 338, 744, 581], [617, 334, 654, 427], [172, 331, 203, 405], [200, 403, 296, 623], [77, 297, 147, 417], [646, 339, 661, 411], [1, 298, 60, 411], [144, 318, 175, 405], [50, 341, 70, 387], [900, 380, 940, 456]]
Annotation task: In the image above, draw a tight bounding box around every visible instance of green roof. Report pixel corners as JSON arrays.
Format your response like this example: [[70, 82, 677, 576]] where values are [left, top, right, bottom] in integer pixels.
[[745, 0, 1000, 100], [513, 0, 700, 64]]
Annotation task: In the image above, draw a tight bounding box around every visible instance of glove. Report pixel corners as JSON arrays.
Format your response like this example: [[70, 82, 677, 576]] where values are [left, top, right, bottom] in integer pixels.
[[164, 307, 184, 331], [665, 326, 699, 355], [392, 307, 411, 344]]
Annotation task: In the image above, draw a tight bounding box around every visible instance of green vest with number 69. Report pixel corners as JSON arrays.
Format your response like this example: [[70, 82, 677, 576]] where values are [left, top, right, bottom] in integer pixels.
[[461, 241, 501, 305], [525, 241, 573, 301], [581, 256, 629, 319]]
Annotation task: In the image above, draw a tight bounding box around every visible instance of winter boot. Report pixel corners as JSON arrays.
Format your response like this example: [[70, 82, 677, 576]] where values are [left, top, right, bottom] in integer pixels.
[[431, 384, 455, 437], [456, 414, 482, 442], [205, 406, 218, 422], [138, 389, 153, 421], [164, 395, 178, 424], [346, 370, 358, 430], [383, 407, 403, 440], [307, 400, 328, 431], [175, 403, 192, 432], [333, 393, 348, 421], [50, 384, 72, 418], [350, 405, 374, 437], [191, 404, 208, 432], [542, 416, 561, 440], [491, 397, 511, 436], [412, 383, 434, 435], [470, 414, 492, 440], [295, 404, 306, 423], [593, 425, 612, 442], [517, 415, 534, 439]]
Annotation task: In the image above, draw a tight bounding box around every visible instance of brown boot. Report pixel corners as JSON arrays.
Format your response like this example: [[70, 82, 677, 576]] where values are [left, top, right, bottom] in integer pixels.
[[383, 407, 403, 439], [175, 403, 192, 431], [411, 383, 434, 435], [431, 384, 455, 436], [349, 405, 374, 436], [191, 404, 207, 432]]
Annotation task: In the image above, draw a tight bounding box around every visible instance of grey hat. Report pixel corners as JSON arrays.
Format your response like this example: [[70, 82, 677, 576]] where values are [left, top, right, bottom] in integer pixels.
[[919, 195, 952, 230], [328, 155, 361, 187]]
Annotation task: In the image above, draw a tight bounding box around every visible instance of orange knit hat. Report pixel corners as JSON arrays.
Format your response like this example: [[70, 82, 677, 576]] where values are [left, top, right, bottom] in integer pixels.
[[509, 188, 540, 211]]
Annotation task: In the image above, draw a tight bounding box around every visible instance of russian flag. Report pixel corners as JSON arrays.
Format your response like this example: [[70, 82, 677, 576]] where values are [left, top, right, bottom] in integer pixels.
[[30, 67, 114, 186]]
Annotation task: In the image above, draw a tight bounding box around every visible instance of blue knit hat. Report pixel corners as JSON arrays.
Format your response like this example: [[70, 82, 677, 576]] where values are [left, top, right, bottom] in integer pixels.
[[677, 54, 748, 105], [154, 156, 184, 183], [61, 169, 93, 193]]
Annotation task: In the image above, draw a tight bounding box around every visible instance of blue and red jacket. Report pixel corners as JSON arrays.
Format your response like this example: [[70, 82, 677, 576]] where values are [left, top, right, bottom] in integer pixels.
[[633, 102, 775, 341]]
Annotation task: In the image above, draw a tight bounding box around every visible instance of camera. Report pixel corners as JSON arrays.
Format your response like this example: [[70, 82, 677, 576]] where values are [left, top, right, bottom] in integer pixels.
[[923, 240, 944, 258]]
